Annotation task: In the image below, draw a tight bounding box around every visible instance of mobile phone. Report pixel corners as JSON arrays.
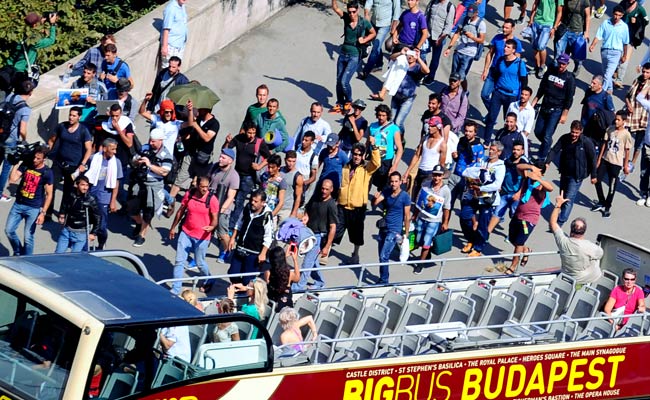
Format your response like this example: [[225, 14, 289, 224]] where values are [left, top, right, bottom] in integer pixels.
[[289, 243, 297, 254]]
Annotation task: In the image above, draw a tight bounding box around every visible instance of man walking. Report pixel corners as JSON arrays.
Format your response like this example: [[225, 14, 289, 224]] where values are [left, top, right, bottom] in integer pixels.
[[4, 146, 53, 256], [55, 175, 102, 253], [507, 86, 536, 139], [554, 0, 590, 75], [147, 56, 190, 112], [293, 102, 332, 154], [373, 171, 410, 284], [302, 179, 338, 286], [169, 176, 219, 294], [528, 0, 563, 78], [161, 0, 188, 69], [361, 0, 400, 78], [422, 0, 456, 85], [256, 98, 289, 154], [545, 120, 598, 225], [589, 6, 630, 93], [208, 148, 239, 264]]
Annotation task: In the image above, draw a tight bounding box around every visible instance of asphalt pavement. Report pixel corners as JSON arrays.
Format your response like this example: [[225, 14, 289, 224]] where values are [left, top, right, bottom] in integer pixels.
[[2, 0, 649, 294]]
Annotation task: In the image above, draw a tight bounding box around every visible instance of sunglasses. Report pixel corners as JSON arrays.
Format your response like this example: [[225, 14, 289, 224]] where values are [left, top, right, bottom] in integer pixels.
[[623, 277, 636, 281], [352, 152, 363, 156]]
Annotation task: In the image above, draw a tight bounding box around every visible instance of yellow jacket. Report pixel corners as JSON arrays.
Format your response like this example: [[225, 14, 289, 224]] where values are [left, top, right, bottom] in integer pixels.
[[338, 148, 381, 209]]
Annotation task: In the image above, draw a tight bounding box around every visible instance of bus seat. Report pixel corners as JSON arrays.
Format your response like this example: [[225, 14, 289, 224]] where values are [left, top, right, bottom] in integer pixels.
[[99, 371, 138, 398], [333, 337, 376, 362], [507, 276, 535, 322], [450, 292, 517, 349], [464, 280, 493, 326], [565, 285, 600, 332], [577, 312, 615, 341], [189, 325, 207, 364], [544, 316, 579, 342], [548, 273, 576, 317], [266, 312, 284, 345], [308, 305, 345, 341], [588, 270, 619, 311], [294, 292, 321, 338], [382, 298, 433, 348], [423, 283, 451, 324], [440, 295, 476, 326], [379, 286, 409, 335], [348, 303, 390, 346], [337, 290, 365, 339], [238, 321, 251, 341], [263, 300, 276, 327], [503, 289, 559, 338], [308, 334, 334, 364]]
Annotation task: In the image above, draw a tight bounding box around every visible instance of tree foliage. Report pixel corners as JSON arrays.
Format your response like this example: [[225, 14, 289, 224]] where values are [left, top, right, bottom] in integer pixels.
[[0, 0, 166, 72]]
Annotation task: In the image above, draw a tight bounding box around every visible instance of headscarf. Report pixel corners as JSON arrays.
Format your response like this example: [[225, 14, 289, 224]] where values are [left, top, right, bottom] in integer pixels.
[[158, 99, 177, 121]]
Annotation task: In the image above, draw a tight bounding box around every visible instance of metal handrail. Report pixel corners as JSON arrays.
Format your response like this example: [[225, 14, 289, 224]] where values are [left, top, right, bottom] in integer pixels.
[[156, 250, 559, 291]]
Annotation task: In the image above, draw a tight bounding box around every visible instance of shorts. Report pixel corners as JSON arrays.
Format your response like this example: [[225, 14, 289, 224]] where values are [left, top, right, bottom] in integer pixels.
[[174, 154, 212, 190], [127, 189, 155, 224], [508, 217, 535, 246], [217, 212, 231, 237], [531, 22, 552, 52], [416, 218, 441, 249], [504, 0, 525, 7], [494, 193, 518, 219]]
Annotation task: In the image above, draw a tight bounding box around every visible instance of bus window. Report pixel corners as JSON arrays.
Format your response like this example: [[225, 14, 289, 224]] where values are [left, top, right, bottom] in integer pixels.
[[90, 318, 270, 399], [0, 286, 80, 400]]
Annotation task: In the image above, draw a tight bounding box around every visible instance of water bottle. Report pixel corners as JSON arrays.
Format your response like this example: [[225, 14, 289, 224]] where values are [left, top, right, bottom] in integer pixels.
[[408, 225, 416, 251], [62, 65, 72, 84], [176, 140, 184, 153]]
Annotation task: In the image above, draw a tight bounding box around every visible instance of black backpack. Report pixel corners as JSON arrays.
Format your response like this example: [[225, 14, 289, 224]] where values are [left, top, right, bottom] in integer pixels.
[[0, 94, 27, 144]]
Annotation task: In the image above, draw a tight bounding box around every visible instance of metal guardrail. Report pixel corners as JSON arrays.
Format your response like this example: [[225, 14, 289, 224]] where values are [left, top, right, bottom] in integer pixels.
[[156, 250, 560, 292]]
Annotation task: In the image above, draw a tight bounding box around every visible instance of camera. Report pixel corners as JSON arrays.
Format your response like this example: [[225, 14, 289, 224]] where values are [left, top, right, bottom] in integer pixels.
[[44, 11, 58, 21], [132, 149, 158, 182], [7, 141, 41, 167]]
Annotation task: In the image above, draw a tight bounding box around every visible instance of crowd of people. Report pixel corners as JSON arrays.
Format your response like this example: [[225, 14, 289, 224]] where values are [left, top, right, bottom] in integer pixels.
[[0, 0, 648, 311]]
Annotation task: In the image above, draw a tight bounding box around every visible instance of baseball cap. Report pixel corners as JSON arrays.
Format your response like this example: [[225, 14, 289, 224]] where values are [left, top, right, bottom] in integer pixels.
[[467, 4, 478, 13], [221, 148, 236, 160], [351, 99, 367, 109], [428, 116, 443, 128], [557, 53, 571, 65], [432, 165, 445, 175], [449, 72, 461, 82], [325, 133, 340, 147], [150, 128, 165, 141]]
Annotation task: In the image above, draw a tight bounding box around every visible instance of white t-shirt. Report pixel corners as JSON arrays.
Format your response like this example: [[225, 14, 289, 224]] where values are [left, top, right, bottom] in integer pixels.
[[151, 115, 183, 154], [160, 326, 192, 362], [296, 147, 319, 180]]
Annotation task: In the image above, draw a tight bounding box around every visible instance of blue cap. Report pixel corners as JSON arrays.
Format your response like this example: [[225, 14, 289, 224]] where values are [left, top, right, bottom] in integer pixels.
[[221, 148, 236, 160]]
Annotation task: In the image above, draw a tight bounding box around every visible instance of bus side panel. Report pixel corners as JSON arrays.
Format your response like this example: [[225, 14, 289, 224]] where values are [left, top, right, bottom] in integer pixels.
[[140, 341, 648, 400]]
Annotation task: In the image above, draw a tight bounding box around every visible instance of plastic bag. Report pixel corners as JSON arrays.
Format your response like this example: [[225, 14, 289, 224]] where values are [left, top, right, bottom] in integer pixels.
[[521, 26, 533, 41], [399, 237, 410, 262]]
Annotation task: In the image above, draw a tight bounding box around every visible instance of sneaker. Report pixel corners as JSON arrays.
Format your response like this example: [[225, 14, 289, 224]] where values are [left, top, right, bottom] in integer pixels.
[[603, 209, 611, 218], [0, 194, 12, 203], [573, 63, 582, 77], [164, 201, 175, 218], [413, 265, 423, 275], [132, 236, 145, 247], [132, 224, 142, 238], [216, 250, 230, 264], [614, 80, 624, 89], [595, 5, 606, 18], [467, 249, 482, 257], [185, 258, 200, 272], [637, 197, 648, 206], [357, 72, 368, 80], [591, 203, 605, 212], [461, 242, 474, 253], [628, 161, 635, 174], [646, 197, 650, 207], [535, 68, 544, 79], [516, 14, 526, 24], [328, 104, 342, 114], [349, 254, 360, 265]]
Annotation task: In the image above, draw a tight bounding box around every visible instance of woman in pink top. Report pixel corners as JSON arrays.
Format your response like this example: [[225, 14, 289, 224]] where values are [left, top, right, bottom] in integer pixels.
[[604, 268, 646, 330]]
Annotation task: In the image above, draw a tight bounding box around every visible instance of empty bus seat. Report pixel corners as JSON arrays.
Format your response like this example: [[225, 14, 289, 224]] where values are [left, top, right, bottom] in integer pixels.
[[152, 358, 187, 387], [440, 295, 476, 326], [347, 303, 390, 345], [450, 292, 517, 349], [542, 316, 579, 343], [379, 287, 409, 335], [308, 305, 345, 341], [308, 334, 335, 364], [464, 280, 493, 326], [333, 337, 377, 362], [337, 290, 366, 339], [422, 283, 451, 323], [548, 273, 576, 317], [99, 371, 138, 398], [382, 298, 433, 348], [577, 312, 615, 341], [588, 270, 618, 311], [564, 285, 600, 332], [503, 289, 559, 338], [625, 312, 650, 335], [378, 333, 421, 358], [507, 276, 535, 322], [266, 312, 284, 345], [263, 300, 276, 327]]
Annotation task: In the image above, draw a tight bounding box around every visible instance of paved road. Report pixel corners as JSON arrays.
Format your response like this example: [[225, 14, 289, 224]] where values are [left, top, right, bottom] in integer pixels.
[[2, 0, 649, 294]]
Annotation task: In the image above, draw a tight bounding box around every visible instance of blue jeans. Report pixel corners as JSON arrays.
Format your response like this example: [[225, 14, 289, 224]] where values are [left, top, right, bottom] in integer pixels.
[[480, 74, 495, 111], [55, 227, 88, 253], [452, 51, 474, 81], [601, 49, 622, 92], [534, 107, 563, 160], [391, 95, 416, 137], [172, 230, 211, 294], [0, 140, 17, 195], [5, 203, 40, 255], [531, 22, 552, 52], [558, 176, 584, 226], [415, 219, 441, 249], [472, 204, 493, 253], [96, 203, 109, 249], [363, 25, 391, 74], [555, 31, 583, 67], [292, 233, 325, 291], [336, 54, 360, 105], [378, 230, 402, 283], [230, 175, 255, 232], [494, 193, 519, 219], [228, 248, 261, 285], [426, 38, 447, 81], [485, 90, 518, 142]]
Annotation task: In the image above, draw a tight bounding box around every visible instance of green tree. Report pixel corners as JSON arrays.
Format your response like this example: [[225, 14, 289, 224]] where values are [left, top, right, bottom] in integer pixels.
[[0, 0, 165, 72]]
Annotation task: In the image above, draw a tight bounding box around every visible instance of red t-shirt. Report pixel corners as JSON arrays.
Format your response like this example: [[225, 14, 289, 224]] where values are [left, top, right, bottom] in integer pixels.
[[610, 285, 644, 325], [181, 191, 219, 240]]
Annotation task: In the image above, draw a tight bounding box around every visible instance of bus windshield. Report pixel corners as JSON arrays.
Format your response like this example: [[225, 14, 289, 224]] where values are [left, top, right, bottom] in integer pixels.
[[0, 284, 80, 400]]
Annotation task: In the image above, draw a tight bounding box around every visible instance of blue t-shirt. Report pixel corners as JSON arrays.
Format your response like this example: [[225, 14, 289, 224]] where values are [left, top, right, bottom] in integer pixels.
[[398, 10, 427, 46], [16, 165, 54, 208], [101, 57, 131, 90], [490, 35, 524, 66], [369, 122, 401, 161], [494, 57, 527, 96], [162, 0, 188, 48], [381, 189, 410, 233], [53, 123, 93, 166], [89, 157, 124, 205], [581, 90, 615, 126], [397, 64, 426, 98], [319, 149, 349, 189], [8, 94, 30, 144]]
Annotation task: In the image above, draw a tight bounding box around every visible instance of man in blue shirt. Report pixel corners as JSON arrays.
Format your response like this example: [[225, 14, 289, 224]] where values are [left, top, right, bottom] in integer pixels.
[[589, 5, 630, 93], [361, 0, 400, 78], [161, 0, 188, 68], [99, 44, 134, 92], [373, 171, 411, 284], [484, 40, 528, 142], [480, 19, 523, 110]]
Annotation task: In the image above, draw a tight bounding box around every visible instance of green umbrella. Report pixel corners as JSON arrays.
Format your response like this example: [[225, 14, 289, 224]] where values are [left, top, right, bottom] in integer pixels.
[[167, 83, 220, 110]]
